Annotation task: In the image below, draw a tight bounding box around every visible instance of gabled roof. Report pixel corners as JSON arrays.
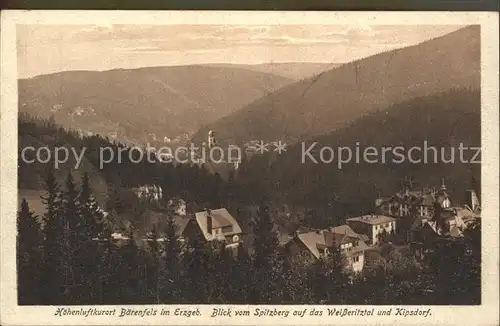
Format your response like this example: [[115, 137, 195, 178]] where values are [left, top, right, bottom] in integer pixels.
[[454, 205, 481, 222], [296, 225, 368, 259], [346, 215, 396, 225], [421, 220, 463, 238], [324, 231, 350, 247], [329, 225, 360, 238], [297, 230, 326, 259], [195, 208, 242, 241]]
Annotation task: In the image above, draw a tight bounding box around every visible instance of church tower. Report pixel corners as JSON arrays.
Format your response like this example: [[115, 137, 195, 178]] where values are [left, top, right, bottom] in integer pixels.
[[437, 178, 451, 209], [208, 130, 217, 148]]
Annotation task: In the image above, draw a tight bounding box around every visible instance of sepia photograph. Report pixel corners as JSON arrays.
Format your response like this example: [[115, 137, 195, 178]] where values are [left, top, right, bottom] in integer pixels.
[[1, 10, 498, 326]]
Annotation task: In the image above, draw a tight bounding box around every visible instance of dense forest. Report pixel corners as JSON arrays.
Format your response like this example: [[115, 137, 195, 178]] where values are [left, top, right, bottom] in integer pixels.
[[17, 166, 481, 305], [236, 88, 481, 225]]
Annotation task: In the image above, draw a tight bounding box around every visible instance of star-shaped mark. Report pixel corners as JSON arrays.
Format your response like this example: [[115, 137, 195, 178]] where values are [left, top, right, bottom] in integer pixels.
[[273, 140, 287, 154], [255, 140, 269, 154]]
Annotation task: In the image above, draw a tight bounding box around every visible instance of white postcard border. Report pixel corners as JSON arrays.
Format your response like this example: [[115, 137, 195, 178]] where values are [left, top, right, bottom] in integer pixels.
[[1, 10, 499, 326]]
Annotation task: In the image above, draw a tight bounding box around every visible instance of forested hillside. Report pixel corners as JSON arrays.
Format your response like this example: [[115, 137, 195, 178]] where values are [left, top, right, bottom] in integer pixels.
[[193, 26, 480, 145], [19, 66, 292, 146], [236, 88, 481, 224]]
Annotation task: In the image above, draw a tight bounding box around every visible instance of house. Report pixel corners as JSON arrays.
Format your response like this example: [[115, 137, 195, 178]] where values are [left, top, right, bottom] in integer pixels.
[[183, 208, 243, 253], [346, 215, 397, 246], [408, 187, 481, 242], [410, 216, 464, 261], [461, 188, 481, 223], [375, 180, 453, 219], [133, 184, 163, 201], [375, 188, 436, 219], [409, 189, 481, 260], [285, 225, 368, 273]]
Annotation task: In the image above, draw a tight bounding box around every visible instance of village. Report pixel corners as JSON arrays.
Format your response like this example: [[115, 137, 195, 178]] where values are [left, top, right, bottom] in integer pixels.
[[116, 176, 481, 276]]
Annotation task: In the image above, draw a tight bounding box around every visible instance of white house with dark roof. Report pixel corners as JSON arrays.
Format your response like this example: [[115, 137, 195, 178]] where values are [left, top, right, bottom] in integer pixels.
[[185, 208, 243, 250], [285, 225, 368, 273], [346, 215, 397, 246]]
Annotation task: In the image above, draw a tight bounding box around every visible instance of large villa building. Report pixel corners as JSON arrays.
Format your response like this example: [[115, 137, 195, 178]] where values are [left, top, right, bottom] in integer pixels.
[[346, 215, 397, 246], [285, 224, 369, 273]]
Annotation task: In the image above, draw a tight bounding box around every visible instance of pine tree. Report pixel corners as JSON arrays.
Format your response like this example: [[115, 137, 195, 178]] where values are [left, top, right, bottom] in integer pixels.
[[253, 201, 279, 267], [77, 172, 105, 303], [309, 257, 328, 303], [79, 172, 105, 239], [230, 242, 252, 303], [17, 199, 42, 304], [59, 171, 83, 303], [40, 165, 65, 304], [251, 200, 280, 303], [212, 243, 231, 303], [323, 244, 350, 304], [183, 229, 209, 303], [119, 231, 144, 303], [146, 224, 160, 303], [63, 171, 81, 236], [161, 213, 182, 303]]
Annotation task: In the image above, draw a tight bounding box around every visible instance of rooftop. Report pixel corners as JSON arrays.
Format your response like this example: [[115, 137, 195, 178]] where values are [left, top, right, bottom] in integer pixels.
[[195, 208, 243, 241], [297, 225, 368, 259], [346, 214, 396, 225]]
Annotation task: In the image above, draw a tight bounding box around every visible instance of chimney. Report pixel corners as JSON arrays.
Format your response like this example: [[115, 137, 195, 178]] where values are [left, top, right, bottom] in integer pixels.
[[206, 209, 213, 235]]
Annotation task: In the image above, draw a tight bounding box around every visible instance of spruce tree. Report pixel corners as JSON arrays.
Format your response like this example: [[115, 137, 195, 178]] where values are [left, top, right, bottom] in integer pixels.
[[212, 243, 231, 303], [120, 231, 143, 303], [40, 165, 64, 304], [59, 171, 83, 303], [161, 213, 182, 303], [79, 172, 105, 239], [323, 244, 349, 304], [78, 172, 105, 303], [17, 198, 42, 304], [183, 229, 209, 303], [251, 201, 280, 303], [63, 171, 81, 236], [230, 242, 252, 303], [146, 224, 160, 303]]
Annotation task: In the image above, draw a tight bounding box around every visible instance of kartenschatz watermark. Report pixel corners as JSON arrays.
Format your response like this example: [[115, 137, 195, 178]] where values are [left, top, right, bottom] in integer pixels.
[[301, 141, 481, 169]]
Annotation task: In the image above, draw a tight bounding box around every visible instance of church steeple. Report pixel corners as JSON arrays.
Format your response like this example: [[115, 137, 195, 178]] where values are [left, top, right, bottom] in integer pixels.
[[436, 177, 451, 208], [208, 130, 217, 148], [440, 178, 447, 192]]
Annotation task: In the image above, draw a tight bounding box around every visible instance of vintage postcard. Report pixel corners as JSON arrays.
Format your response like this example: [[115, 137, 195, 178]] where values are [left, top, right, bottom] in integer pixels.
[[1, 10, 499, 326]]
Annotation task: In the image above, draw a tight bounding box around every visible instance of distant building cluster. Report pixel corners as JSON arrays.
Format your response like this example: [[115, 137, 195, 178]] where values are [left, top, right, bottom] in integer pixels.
[[134, 184, 163, 201], [375, 180, 480, 241], [121, 178, 480, 275], [282, 178, 480, 274]]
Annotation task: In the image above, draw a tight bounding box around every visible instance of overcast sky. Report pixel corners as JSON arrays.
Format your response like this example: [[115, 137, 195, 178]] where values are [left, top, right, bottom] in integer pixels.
[[17, 24, 464, 78]]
